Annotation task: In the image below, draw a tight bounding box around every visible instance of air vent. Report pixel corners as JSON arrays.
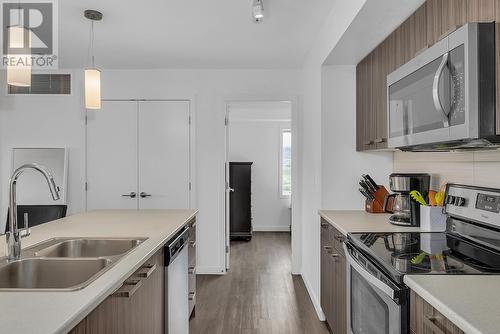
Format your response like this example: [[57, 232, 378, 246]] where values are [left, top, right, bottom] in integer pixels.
[[8, 74, 71, 95]]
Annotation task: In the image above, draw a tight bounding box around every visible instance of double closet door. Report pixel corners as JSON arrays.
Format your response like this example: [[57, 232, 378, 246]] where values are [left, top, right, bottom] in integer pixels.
[[86, 100, 191, 210]]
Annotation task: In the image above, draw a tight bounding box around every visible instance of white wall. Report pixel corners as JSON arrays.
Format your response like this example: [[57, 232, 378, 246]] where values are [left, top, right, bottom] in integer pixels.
[[298, 0, 367, 320], [0, 69, 302, 275], [0, 71, 87, 232], [321, 65, 392, 209], [228, 103, 291, 231]]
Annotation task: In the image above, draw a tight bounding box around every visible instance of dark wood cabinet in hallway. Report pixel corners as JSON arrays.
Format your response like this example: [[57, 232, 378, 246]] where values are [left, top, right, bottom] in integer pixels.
[[189, 232, 329, 334]]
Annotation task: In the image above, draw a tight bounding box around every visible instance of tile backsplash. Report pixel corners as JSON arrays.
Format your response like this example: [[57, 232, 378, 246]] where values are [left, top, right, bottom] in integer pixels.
[[393, 150, 500, 190]]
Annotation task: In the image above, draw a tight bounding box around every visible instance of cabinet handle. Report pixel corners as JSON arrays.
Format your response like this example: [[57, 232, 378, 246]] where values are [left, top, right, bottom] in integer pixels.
[[140, 192, 152, 198], [188, 266, 196, 275], [189, 292, 196, 301], [136, 264, 157, 278], [113, 279, 143, 298], [423, 316, 447, 334], [334, 234, 345, 242], [321, 222, 329, 229], [323, 246, 333, 250], [375, 138, 387, 144], [331, 253, 340, 261], [122, 192, 137, 198], [364, 140, 374, 146], [189, 241, 196, 247]]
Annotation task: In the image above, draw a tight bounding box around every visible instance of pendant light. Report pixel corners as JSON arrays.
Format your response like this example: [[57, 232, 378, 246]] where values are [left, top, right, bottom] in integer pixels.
[[7, 9, 32, 87], [84, 10, 103, 110]]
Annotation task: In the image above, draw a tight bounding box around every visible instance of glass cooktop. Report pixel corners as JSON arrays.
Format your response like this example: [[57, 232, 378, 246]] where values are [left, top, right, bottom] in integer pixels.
[[348, 231, 500, 280]]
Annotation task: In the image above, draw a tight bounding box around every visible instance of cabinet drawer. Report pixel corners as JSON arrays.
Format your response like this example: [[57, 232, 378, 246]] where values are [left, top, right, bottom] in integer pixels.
[[410, 290, 465, 334]]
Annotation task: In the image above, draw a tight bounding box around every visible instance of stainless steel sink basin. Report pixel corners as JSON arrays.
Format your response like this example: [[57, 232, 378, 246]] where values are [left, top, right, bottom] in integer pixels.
[[0, 237, 147, 291], [34, 238, 145, 258], [0, 258, 111, 290]]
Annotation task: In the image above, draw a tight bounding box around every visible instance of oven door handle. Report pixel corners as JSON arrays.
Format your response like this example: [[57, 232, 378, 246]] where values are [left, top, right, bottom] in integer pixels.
[[343, 243, 400, 303]]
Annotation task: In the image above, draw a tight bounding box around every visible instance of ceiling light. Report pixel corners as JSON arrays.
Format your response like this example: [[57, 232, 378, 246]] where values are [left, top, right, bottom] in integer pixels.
[[84, 10, 103, 110], [252, 0, 264, 22]]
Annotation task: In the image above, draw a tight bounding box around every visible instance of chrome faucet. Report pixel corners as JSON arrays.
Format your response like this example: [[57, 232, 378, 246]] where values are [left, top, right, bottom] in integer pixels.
[[6, 163, 60, 261]]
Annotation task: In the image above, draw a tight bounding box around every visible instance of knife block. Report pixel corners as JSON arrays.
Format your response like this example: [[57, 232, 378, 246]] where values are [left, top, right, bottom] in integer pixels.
[[365, 186, 389, 214]]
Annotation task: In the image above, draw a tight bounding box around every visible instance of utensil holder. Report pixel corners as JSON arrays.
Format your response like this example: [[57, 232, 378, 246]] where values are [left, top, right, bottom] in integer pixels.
[[365, 186, 389, 214], [420, 206, 447, 232]]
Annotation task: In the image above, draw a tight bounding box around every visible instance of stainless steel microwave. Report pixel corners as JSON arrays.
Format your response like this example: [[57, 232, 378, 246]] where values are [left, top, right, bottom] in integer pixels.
[[387, 23, 499, 151]]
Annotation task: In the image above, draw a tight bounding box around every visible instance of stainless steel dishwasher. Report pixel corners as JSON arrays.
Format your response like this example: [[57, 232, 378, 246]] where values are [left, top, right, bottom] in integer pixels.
[[164, 226, 189, 334]]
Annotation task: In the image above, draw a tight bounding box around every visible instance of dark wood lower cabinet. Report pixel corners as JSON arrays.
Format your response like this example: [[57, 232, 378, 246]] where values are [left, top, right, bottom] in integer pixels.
[[69, 249, 164, 334], [410, 290, 465, 334], [320, 219, 347, 334]]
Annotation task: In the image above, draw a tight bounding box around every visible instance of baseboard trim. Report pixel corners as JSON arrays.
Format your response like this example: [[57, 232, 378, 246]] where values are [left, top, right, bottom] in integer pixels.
[[196, 266, 225, 275], [301, 273, 326, 321], [253, 226, 291, 232]]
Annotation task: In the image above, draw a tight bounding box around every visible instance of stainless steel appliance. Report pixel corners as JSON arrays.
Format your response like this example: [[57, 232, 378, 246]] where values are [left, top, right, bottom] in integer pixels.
[[345, 184, 500, 334], [165, 226, 189, 334], [384, 173, 430, 226], [387, 23, 499, 151]]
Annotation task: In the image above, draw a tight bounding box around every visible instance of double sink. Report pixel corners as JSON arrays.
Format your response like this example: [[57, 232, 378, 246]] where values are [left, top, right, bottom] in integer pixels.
[[0, 238, 147, 291]]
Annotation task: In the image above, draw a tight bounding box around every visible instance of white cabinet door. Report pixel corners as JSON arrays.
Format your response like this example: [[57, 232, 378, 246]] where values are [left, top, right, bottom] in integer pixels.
[[138, 101, 190, 209], [86, 101, 139, 210]]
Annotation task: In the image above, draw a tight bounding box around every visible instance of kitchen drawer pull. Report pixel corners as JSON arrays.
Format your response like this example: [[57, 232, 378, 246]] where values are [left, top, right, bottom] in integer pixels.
[[188, 266, 196, 275], [334, 234, 345, 242], [189, 241, 196, 247], [321, 222, 329, 228], [364, 140, 374, 145], [323, 246, 333, 250], [137, 264, 157, 278], [424, 316, 447, 334], [375, 138, 387, 144], [189, 292, 196, 301], [113, 279, 143, 298]]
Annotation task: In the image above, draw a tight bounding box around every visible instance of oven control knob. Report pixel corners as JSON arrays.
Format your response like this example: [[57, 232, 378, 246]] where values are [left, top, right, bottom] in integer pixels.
[[454, 196, 466, 207], [446, 195, 456, 205]]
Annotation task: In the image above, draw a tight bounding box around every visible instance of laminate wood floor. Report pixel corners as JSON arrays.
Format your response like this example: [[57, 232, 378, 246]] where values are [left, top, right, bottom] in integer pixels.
[[189, 232, 329, 334]]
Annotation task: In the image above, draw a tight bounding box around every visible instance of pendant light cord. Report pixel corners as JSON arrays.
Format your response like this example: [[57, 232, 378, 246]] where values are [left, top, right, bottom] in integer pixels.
[[86, 20, 95, 68]]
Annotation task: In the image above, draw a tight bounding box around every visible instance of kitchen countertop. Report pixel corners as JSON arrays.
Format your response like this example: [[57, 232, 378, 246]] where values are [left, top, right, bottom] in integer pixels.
[[0, 209, 197, 334], [405, 275, 500, 334], [318, 210, 421, 235], [319, 210, 499, 334]]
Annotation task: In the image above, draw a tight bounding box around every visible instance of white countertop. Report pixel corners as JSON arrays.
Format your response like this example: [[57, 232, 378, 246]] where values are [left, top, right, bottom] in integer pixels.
[[405, 275, 500, 334], [0, 209, 197, 334], [318, 210, 421, 235]]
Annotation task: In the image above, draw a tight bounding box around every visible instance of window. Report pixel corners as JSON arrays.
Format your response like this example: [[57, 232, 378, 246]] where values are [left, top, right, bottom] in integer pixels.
[[280, 129, 292, 197], [8, 74, 71, 95]]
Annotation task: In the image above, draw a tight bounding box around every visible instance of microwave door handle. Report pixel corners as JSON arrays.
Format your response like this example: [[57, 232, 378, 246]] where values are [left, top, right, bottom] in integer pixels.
[[343, 243, 400, 303], [432, 52, 450, 128]]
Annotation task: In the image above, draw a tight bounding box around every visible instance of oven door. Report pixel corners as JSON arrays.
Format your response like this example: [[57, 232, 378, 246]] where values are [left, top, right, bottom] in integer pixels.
[[344, 243, 408, 334]]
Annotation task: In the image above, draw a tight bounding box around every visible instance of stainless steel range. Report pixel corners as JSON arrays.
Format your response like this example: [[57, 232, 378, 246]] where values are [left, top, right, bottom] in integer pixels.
[[344, 184, 500, 334]]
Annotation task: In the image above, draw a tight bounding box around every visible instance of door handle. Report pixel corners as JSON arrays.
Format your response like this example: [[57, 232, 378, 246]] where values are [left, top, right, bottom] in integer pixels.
[[122, 192, 137, 198], [140, 192, 152, 198], [432, 52, 450, 128]]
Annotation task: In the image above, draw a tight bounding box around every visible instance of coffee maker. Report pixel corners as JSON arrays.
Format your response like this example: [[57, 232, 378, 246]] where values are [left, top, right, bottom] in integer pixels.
[[383, 173, 431, 226]]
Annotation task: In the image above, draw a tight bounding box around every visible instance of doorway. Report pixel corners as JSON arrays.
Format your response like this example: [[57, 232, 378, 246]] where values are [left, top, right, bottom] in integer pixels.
[[224, 100, 298, 272]]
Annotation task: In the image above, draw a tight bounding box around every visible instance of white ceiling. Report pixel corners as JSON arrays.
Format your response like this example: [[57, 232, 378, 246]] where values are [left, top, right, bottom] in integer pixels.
[[58, 0, 335, 69], [324, 0, 425, 65]]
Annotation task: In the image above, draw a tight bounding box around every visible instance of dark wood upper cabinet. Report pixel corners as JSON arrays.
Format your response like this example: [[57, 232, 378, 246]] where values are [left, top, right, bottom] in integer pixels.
[[467, 0, 495, 22], [356, 0, 500, 152], [426, 0, 467, 46]]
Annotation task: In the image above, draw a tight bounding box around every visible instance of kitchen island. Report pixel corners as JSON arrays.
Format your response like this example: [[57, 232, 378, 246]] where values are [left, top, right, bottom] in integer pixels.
[[0, 209, 197, 334]]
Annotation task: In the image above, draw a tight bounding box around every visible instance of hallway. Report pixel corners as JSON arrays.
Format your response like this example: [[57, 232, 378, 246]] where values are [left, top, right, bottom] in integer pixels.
[[189, 232, 329, 334]]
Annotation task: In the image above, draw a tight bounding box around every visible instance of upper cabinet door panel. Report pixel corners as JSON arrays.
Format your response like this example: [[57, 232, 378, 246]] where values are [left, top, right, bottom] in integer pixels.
[[426, 0, 467, 46], [138, 101, 190, 209], [467, 0, 495, 22], [87, 101, 139, 210]]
